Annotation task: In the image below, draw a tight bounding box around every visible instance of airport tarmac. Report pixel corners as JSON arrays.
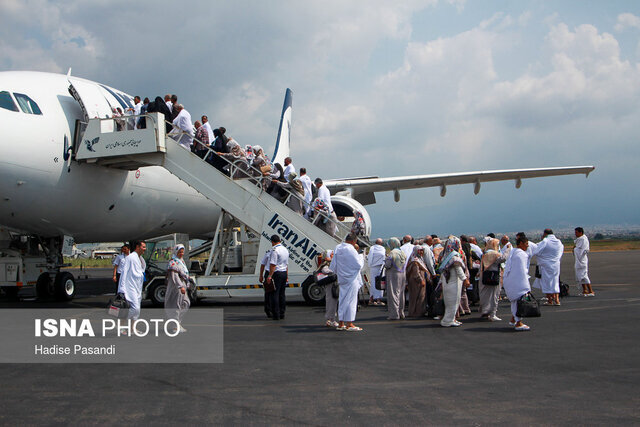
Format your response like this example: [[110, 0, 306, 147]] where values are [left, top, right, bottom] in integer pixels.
[[0, 251, 639, 425]]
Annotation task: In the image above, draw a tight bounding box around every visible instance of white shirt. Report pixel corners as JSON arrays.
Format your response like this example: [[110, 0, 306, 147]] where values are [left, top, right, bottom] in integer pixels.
[[269, 244, 289, 272], [172, 109, 194, 149], [112, 253, 126, 274], [166, 101, 173, 112], [367, 244, 386, 277], [260, 249, 272, 266], [283, 163, 296, 180], [299, 174, 313, 204], [317, 184, 333, 213], [202, 122, 214, 143]]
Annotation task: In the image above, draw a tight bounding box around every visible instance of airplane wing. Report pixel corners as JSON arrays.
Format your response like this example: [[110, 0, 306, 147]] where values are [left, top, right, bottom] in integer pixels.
[[324, 165, 595, 205]]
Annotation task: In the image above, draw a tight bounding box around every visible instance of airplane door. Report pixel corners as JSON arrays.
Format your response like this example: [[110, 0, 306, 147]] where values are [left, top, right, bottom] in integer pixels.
[[67, 78, 113, 121]]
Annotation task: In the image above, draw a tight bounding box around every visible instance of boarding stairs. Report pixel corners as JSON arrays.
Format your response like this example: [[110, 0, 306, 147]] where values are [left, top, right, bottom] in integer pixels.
[[74, 113, 349, 270]]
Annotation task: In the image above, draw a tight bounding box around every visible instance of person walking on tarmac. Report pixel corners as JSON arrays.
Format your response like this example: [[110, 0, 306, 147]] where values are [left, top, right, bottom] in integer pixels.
[[266, 235, 289, 320]]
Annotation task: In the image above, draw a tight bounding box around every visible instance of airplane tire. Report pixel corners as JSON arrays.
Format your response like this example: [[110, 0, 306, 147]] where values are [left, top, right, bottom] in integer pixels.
[[55, 272, 76, 301], [148, 280, 166, 307], [301, 275, 325, 305], [36, 273, 53, 300]]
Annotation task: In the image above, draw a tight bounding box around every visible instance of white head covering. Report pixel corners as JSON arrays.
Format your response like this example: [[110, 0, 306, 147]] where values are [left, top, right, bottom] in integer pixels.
[[168, 244, 188, 276]]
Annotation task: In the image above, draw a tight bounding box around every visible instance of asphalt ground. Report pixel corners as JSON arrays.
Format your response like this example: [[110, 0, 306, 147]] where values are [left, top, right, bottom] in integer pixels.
[[0, 251, 639, 425]]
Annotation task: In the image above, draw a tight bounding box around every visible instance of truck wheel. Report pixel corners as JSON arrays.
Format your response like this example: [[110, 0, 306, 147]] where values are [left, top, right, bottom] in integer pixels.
[[301, 275, 325, 305], [148, 280, 166, 307], [55, 272, 76, 301], [36, 273, 53, 300]]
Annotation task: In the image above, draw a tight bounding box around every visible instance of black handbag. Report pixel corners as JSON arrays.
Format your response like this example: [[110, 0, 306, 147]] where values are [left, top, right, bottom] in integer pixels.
[[516, 292, 541, 317], [482, 269, 500, 286], [331, 283, 339, 299], [559, 280, 570, 298], [107, 293, 130, 319], [316, 272, 337, 287], [535, 265, 542, 279], [375, 266, 386, 290]]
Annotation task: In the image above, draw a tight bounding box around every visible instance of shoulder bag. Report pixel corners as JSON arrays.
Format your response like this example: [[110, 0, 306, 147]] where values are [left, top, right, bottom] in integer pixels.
[[481, 268, 500, 286], [375, 266, 387, 290]]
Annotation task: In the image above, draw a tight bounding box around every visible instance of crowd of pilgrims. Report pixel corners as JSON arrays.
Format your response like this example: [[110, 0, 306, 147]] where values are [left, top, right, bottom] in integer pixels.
[[321, 228, 591, 332], [113, 94, 364, 238]]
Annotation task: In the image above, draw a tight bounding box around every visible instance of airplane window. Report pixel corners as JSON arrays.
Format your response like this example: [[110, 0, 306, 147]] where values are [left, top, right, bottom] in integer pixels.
[[0, 91, 19, 112], [14, 93, 42, 115]]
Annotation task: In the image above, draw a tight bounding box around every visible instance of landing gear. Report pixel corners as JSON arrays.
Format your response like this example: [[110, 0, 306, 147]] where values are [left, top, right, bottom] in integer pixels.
[[36, 272, 76, 301], [301, 275, 325, 305], [54, 272, 76, 301], [148, 279, 166, 307], [36, 272, 53, 300]]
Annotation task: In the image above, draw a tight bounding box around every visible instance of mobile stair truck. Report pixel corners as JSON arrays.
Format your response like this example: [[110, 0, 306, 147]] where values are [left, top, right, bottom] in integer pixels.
[[73, 110, 370, 305]]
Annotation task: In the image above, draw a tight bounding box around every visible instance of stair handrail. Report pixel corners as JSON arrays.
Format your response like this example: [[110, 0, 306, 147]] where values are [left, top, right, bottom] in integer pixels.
[[163, 118, 368, 247]]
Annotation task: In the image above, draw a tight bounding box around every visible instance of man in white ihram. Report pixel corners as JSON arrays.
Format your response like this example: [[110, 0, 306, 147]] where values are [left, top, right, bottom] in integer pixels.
[[503, 235, 533, 331], [299, 167, 313, 217], [532, 228, 564, 306], [171, 104, 194, 150], [367, 238, 386, 305], [283, 157, 295, 181], [314, 178, 338, 236], [330, 233, 364, 331], [574, 227, 594, 297], [117, 240, 147, 320]]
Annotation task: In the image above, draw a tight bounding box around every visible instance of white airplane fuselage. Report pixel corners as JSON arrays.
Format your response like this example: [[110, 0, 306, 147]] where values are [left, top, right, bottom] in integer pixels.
[[0, 71, 219, 242]]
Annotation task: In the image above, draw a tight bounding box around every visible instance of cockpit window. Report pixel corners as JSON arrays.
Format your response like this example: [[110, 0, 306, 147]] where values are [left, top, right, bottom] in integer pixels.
[[0, 91, 19, 112], [14, 93, 42, 115]]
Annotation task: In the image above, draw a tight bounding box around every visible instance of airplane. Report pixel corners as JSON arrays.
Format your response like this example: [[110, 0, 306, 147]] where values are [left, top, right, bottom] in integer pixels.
[[0, 70, 595, 301]]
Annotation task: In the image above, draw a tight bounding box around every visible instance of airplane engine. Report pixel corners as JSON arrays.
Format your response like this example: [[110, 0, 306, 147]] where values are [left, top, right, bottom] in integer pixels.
[[330, 195, 372, 240]]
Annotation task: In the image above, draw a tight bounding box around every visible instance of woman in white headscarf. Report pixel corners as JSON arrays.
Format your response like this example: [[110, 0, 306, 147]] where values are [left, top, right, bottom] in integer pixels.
[[437, 236, 470, 327], [385, 237, 407, 320], [478, 238, 506, 321], [165, 244, 191, 331], [217, 140, 250, 179], [250, 145, 271, 190], [406, 245, 428, 318]]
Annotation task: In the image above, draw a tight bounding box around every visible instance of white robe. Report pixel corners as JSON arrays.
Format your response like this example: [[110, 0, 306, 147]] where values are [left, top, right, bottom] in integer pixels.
[[317, 184, 334, 213], [400, 243, 414, 271], [117, 252, 146, 319], [367, 244, 386, 299], [299, 174, 313, 206], [503, 248, 531, 301], [330, 242, 363, 322], [532, 235, 564, 294], [574, 235, 590, 284]]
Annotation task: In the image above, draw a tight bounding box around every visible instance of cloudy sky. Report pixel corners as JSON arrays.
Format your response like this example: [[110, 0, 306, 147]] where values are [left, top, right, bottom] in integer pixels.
[[1, 0, 639, 238]]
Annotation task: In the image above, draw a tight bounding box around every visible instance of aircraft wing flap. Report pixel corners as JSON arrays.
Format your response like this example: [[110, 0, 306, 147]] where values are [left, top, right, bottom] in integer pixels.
[[325, 166, 595, 201]]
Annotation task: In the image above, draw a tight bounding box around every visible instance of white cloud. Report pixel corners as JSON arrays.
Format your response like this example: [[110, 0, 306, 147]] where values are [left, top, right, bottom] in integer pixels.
[[614, 12, 640, 31]]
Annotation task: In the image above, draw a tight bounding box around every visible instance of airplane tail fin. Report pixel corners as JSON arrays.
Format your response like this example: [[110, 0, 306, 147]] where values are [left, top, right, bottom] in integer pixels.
[[271, 88, 292, 165]]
